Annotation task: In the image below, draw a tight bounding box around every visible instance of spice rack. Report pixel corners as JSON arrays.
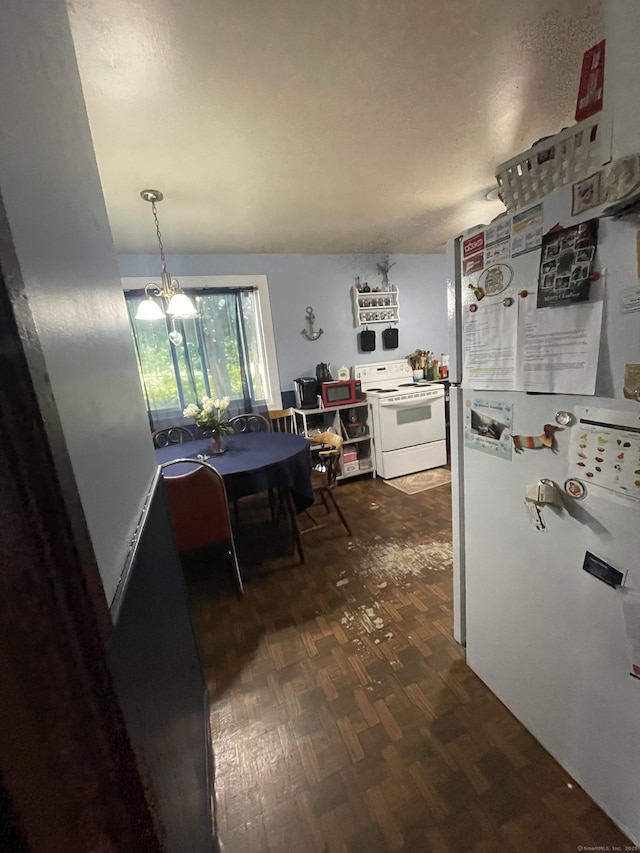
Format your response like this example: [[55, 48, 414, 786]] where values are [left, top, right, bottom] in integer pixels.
[[352, 285, 399, 328]]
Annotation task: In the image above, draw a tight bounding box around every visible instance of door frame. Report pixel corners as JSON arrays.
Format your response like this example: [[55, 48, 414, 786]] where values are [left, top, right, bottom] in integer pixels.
[[0, 212, 163, 851]]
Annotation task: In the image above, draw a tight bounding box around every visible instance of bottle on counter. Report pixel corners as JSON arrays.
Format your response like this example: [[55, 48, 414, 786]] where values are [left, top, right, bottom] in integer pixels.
[[425, 351, 433, 379], [432, 359, 439, 380], [439, 353, 449, 379]]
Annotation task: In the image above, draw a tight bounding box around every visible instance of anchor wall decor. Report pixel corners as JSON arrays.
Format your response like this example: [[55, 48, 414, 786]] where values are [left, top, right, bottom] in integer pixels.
[[301, 306, 323, 341]]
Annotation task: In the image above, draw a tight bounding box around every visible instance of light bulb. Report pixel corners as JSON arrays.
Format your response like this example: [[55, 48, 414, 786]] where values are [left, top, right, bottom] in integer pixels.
[[135, 297, 164, 320], [166, 292, 197, 318]]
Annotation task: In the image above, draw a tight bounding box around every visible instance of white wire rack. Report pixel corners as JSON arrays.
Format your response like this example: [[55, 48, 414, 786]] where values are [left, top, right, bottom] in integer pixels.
[[495, 114, 612, 213]]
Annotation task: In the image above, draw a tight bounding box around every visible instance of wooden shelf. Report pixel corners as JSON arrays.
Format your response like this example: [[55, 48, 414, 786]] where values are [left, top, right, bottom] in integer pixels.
[[293, 403, 375, 480]]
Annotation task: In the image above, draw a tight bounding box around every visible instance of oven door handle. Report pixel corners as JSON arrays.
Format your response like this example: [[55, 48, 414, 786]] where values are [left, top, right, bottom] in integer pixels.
[[380, 395, 443, 409]]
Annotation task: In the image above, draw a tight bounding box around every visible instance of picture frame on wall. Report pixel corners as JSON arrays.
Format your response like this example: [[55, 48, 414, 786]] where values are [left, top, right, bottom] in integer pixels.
[[572, 171, 602, 216]]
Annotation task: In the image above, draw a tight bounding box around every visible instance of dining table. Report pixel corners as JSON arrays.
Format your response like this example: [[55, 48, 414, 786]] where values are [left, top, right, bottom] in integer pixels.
[[155, 431, 314, 563]]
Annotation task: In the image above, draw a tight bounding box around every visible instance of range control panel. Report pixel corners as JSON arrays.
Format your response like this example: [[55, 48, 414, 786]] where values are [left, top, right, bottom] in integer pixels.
[[376, 387, 445, 403], [354, 360, 413, 389]]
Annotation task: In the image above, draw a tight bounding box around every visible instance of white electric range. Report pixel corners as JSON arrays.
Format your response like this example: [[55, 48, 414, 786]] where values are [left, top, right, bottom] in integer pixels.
[[354, 359, 447, 480]]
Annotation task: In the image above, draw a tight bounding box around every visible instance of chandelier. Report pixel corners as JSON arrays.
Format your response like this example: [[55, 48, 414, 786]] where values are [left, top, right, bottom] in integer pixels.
[[135, 189, 197, 322]]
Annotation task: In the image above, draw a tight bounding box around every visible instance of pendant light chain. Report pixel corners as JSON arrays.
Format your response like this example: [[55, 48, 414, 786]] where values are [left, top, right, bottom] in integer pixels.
[[150, 200, 168, 273]]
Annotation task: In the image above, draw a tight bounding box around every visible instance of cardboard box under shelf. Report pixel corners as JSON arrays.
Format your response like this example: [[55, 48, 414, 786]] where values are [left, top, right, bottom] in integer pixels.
[[343, 461, 359, 475]]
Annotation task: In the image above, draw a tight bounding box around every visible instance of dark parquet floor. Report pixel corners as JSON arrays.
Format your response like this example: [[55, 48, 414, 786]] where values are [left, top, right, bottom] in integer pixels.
[[183, 475, 631, 853]]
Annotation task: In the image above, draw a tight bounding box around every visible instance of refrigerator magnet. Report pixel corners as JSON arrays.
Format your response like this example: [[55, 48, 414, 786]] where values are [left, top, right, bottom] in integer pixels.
[[555, 410, 576, 426], [469, 303, 478, 313], [477, 263, 513, 297], [564, 478, 587, 499], [512, 424, 562, 454]]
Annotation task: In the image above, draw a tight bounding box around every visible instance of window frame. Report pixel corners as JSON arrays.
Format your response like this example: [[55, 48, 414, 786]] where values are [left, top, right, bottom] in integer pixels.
[[121, 274, 282, 411]]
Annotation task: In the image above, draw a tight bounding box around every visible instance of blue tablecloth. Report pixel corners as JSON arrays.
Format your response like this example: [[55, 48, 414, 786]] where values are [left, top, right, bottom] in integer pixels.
[[155, 432, 314, 512]]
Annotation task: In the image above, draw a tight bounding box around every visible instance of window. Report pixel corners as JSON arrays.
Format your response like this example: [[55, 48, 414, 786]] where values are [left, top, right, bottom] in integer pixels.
[[122, 275, 281, 429]]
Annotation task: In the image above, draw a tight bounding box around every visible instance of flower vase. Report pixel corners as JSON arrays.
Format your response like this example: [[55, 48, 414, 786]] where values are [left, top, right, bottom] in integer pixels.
[[210, 434, 227, 455]]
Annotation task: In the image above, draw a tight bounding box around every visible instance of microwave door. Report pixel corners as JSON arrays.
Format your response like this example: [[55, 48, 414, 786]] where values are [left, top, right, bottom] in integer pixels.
[[322, 380, 356, 406]]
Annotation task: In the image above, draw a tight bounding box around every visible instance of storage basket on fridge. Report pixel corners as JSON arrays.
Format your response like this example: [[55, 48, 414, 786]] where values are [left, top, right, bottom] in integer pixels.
[[495, 114, 612, 213]]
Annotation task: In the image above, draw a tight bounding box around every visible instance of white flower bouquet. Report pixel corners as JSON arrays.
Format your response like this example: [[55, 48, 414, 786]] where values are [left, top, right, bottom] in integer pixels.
[[183, 396, 234, 438]]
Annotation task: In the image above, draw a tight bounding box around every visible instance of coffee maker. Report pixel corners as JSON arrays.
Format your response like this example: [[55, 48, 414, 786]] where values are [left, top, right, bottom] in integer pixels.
[[293, 377, 317, 409], [315, 362, 333, 399]]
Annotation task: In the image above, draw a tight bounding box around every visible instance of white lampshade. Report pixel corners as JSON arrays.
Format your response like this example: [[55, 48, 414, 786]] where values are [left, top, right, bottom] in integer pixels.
[[135, 297, 165, 320], [166, 292, 198, 318]]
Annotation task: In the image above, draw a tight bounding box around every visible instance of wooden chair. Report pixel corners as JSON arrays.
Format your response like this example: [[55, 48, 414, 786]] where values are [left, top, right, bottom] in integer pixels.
[[269, 408, 296, 433], [228, 413, 272, 433], [160, 459, 244, 595], [302, 432, 352, 537], [152, 426, 193, 448]]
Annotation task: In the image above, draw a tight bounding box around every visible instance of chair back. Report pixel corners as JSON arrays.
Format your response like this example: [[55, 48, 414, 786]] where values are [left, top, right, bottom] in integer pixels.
[[302, 431, 352, 537], [229, 413, 272, 434], [160, 459, 233, 552], [308, 431, 343, 488], [152, 426, 193, 448], [269, 408, 296, 433]]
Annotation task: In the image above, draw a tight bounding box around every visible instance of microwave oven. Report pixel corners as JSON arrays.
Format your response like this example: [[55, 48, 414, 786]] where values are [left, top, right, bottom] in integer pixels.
[[320, 379, 363, 407]]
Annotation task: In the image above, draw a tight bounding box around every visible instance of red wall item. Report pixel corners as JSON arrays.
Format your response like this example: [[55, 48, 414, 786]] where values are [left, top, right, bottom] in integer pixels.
[[575, 40, 605, 122]]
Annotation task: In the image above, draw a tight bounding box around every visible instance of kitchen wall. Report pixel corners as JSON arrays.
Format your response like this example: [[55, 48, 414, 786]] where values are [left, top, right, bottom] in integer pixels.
[[0, 0, 155, 606], [0, 3, 214, 846], [118, 253, 447, 392]]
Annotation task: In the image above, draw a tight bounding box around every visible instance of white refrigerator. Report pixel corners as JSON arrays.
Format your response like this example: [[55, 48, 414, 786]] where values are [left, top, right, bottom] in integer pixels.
[[447, 168, 640, 839]]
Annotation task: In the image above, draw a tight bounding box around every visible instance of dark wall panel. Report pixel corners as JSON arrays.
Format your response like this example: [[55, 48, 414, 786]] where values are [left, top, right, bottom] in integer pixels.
[[108, 476, 216, 853]]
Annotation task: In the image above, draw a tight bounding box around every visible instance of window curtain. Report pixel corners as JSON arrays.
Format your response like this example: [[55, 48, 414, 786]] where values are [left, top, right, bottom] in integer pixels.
[[126, 288, 268, 431]]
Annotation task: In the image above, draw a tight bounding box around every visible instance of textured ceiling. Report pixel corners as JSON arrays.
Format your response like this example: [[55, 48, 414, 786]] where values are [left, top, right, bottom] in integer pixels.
[[67, 0, 603, 254]]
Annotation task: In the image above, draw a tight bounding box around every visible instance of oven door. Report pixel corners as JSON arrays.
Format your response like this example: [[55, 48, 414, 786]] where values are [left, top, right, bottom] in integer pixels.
[[376, 390, 445, 452]]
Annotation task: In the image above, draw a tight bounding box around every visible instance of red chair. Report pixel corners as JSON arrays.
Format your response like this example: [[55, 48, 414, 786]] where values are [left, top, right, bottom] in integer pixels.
[[160, 459, 244, 595]]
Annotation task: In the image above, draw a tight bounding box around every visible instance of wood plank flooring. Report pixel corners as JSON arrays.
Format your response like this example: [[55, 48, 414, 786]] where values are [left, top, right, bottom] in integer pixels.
[[183, 477, 631, 852]]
